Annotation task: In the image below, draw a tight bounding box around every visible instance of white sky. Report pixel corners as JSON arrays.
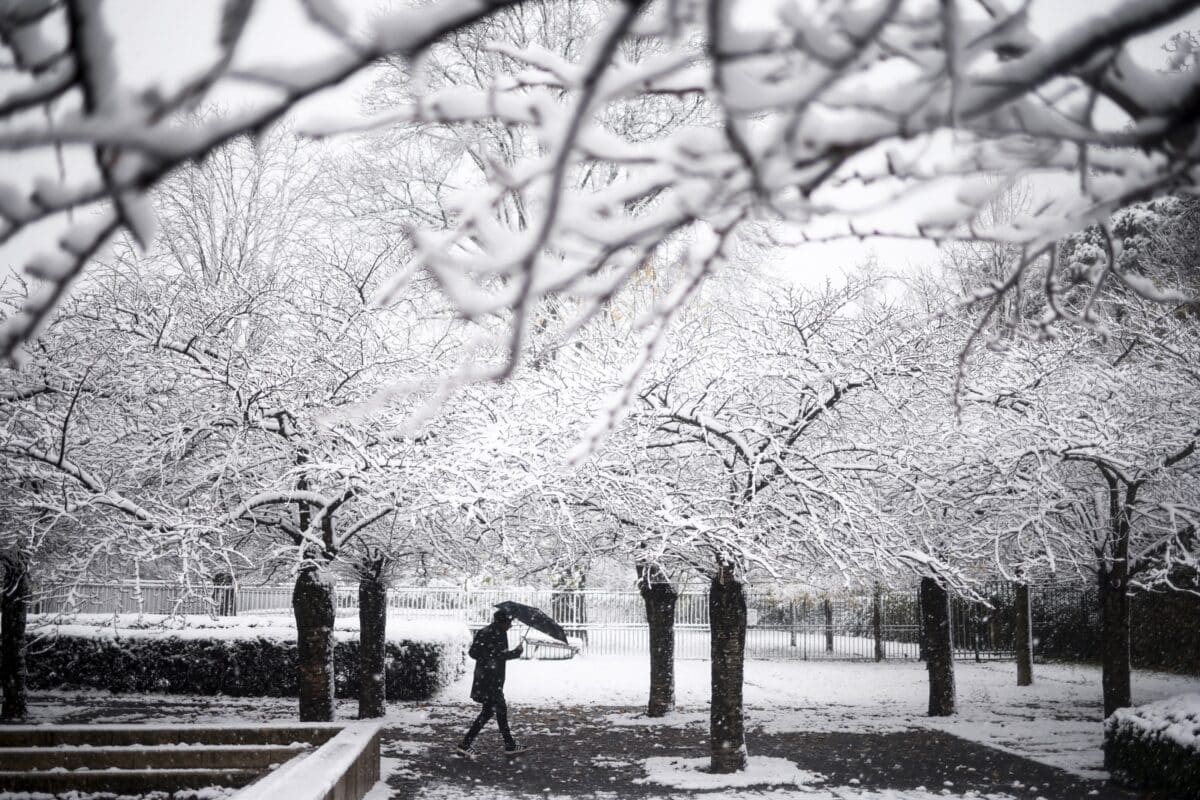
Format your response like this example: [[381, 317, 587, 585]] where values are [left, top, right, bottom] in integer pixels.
[[3, 0, 1199, 291]]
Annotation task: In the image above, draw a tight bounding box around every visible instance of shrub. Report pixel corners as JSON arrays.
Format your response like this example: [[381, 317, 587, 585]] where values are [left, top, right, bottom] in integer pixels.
[[25, 615, 467, 702], [1104, 693, 1200, 798]]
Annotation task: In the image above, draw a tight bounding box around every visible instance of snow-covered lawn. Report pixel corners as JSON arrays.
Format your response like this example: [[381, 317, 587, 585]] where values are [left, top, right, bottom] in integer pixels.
[[463, 655, 1200, 779]]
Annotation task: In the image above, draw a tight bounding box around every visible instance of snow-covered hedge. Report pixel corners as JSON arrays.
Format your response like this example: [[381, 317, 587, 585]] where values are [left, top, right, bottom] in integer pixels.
[[25, 614, 468, 701], [1104, 693, 1200, 797]]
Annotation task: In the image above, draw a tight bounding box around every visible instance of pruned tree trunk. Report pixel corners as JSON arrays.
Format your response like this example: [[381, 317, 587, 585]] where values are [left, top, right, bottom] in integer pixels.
[[358, 567, 387, 719], [551, 565, 588, 644], [293, 567, 335, 721], [709, 564, 748, 773], [823, 596, 834, 652], [1015, 581, 1033, 687], [1095, 476, 1138, 721], [917, 585, 928, 661], [637, 563, 677, 717], [920, 577, 955, 716], [1099, 564, 1131, 718], [213, 571, 236, 617], [789, 599, 797, 648], [972, 602, 982, 663], [872, 584, 884, 662], [1, 561, 30, 720]]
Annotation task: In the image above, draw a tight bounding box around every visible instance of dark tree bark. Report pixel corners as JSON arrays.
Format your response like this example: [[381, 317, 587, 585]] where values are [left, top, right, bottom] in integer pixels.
[[293, 567, 336, 721], [1099, 475, 1136, 719], [917, 585, 928, 661], [872, 584, 884, 662], [1015, 581, 1033, 687], [788, 599, 797, 648], [1, 560, 30, 720], [1100, 562, 1132, 717], [920, 577, 955, 716], [637, 562, 678, 717], [212, 571, 236, 616], [823, 596, 834, 652], [709, 564, 748, 773], [551, 565, 588, 643], [358, 562, 388, 719]]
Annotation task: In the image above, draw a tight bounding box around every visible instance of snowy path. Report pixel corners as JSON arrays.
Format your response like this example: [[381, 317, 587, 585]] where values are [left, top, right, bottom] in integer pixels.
[[455, 656, 1200, 778]]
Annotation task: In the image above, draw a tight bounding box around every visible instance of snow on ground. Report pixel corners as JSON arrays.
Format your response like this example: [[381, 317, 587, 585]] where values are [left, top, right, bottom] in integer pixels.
[[391, 788, 1024, 800], [637, 755, 825, 790], [363, 756, 407, 799], [449, 655, 1200, 779]]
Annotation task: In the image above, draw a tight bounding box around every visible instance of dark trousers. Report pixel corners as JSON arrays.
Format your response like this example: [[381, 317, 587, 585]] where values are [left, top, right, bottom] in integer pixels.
[[462, 695, 515, 749]]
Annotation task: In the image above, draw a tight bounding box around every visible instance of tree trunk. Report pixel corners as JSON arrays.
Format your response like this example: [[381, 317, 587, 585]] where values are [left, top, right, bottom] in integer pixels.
[[709, 565, 748, 773], [1099, 565, 1131, 718], [789, 599, 797, 648], [823, 596, 834, 652], [1099, 481, 1137, 721], [872, 584, 884, 662], [1015, 581, 1033, 687], [917, 585, 928, 661], [920, 577, 955, 716], [358, 571, 387, 719], [1, 562, 30, 720], [972, 602, 982, 663], [637, 564, 677, 717], [293, 567, 335, 721], [212, 571, 236, 617], [551, 566, 588, 644]]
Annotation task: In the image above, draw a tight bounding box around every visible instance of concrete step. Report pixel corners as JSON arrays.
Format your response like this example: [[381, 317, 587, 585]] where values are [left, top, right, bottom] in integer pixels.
[[0, 767, 262, 793], [0, 723, 341, 748], [0, 743, 309, 771]]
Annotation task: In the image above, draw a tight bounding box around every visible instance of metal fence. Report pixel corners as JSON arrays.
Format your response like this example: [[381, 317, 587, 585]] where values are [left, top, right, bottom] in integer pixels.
[[29, 580, 992, 661], [31, 578, 1197, 670], [31, 581, 232, 617], [950, 581, 1019, 662]]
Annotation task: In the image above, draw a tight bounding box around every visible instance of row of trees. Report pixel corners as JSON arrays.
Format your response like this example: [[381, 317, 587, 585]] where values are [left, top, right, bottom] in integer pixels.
[[2, 134, 1197, 765], [564, 245, 1200, 766], [0, 132, 511, 720], [2, 0, 1199, 775]]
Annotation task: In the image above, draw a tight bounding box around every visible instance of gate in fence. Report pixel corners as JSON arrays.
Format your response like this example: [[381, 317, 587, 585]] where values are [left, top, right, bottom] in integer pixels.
[[949, 581, 1019, 662], [31, 580, 1041, 662]]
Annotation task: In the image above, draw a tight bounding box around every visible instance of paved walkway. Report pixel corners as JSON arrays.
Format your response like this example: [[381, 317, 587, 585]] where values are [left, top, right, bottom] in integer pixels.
[[376, 704, 1134, 800]]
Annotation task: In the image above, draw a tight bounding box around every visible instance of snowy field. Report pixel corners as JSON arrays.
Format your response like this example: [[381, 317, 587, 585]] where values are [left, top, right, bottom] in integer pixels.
[[459, 656, 1200, 779], [19, 656, 1200, 800]]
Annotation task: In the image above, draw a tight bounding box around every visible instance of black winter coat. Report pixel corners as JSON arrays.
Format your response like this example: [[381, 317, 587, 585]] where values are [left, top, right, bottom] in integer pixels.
[[468, 623, 522, 702]]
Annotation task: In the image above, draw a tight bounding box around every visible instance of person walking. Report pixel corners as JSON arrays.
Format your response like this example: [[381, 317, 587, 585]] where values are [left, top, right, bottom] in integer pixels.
[[457, 609, 527, 758]]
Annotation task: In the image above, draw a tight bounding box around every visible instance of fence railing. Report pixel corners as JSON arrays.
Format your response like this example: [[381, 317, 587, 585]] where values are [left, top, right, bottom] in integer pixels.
[[31, 580, 1063, 662]]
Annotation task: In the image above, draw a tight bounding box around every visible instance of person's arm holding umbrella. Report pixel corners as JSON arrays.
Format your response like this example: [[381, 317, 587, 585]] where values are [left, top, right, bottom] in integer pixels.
[[506, 637, 525, 659]]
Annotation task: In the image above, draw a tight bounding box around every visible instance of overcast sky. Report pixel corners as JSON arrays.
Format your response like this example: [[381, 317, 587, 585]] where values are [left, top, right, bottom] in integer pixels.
[[3, 0, 1198, 293]]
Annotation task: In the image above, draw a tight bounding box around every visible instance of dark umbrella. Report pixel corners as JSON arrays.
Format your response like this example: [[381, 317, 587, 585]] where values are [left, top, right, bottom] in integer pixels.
[[494, 601, 569, 644]]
